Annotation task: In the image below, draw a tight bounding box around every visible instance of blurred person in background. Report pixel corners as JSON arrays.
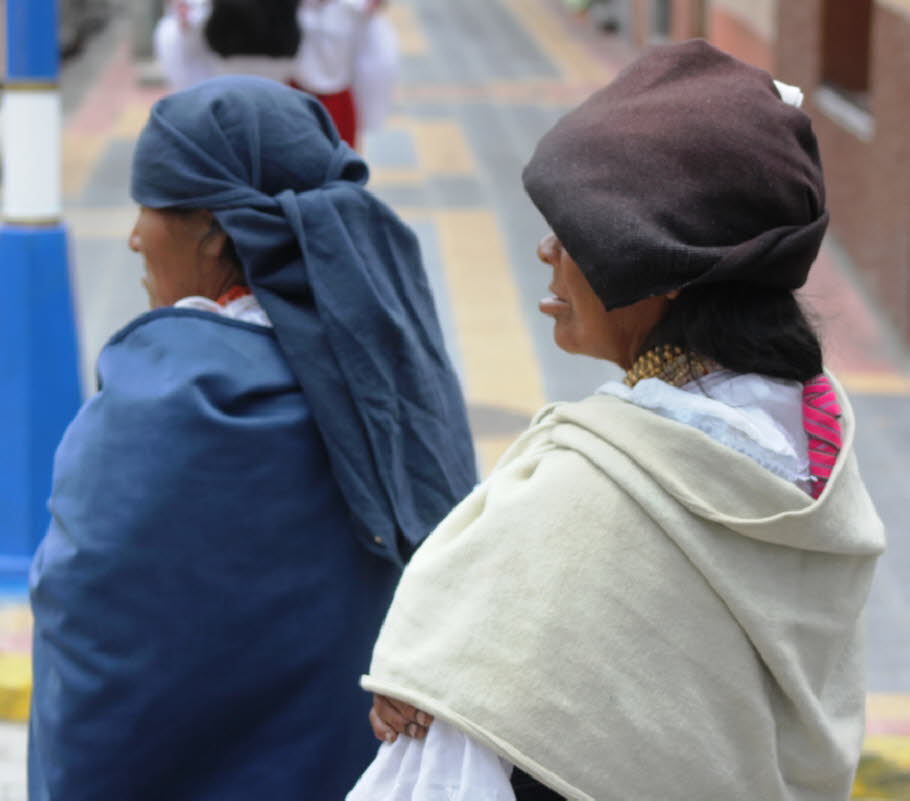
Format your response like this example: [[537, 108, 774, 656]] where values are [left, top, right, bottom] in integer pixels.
[[347, 40, 885, 801], [154, 0, 397, 146], [28, 76, 476, 801]]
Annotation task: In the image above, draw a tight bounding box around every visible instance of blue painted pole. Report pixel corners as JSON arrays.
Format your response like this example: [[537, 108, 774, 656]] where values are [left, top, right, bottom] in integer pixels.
[[0, 0, 82, 589]]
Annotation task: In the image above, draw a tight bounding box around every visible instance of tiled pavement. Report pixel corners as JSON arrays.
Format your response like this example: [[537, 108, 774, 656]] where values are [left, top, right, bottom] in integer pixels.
[[1, 0, 908, 797]]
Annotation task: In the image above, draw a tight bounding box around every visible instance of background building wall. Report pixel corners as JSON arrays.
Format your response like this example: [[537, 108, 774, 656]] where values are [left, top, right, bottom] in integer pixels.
[[710, 0, 778, 42], [630, 0, 651, 45], [707, 0, 776, 70], [778, 0, 910, 344], [669, 0, 707, 40], [628, 0, 773, 65], [621, 0, 909, 346]]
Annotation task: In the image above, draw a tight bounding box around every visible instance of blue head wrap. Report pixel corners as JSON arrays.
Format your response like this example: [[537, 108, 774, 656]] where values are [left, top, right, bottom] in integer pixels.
[[130, 76, 476, 561]]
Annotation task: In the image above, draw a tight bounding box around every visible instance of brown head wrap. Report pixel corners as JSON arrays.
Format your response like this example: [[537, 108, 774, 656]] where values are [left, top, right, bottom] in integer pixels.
[[522, 39, 828, 310]]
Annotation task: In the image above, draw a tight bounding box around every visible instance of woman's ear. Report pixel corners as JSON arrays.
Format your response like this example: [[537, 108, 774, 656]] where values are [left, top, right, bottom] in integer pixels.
[[200, 228, 228, 261], [193, 211, 227, 261]]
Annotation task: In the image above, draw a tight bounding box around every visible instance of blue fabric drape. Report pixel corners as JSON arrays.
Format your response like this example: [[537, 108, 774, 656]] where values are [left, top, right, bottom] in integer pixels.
[[131, 76, 476, 562], [30, 311, 401, 800]]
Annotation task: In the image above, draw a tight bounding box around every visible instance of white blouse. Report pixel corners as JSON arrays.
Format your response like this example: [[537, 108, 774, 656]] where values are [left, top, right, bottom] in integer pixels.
[[174, 292, 273, 328], [599, 371, 812, 492], [347, 371, 813, 801]]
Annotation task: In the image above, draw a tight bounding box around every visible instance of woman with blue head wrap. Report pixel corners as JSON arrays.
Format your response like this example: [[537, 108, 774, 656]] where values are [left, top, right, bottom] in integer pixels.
[[29, 76, 476, 801]]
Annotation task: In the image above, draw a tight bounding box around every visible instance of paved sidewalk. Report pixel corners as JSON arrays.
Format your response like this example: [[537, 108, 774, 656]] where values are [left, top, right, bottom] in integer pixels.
[[0, 722, 26, 801]]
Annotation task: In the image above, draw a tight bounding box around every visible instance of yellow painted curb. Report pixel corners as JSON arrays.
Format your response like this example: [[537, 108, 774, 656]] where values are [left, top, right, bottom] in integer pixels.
[[500, 0, 611, 83], [841, 371, 910, 395], [0, 655, 31, 723], [863, 736, 910, 769], [429, 208, 545, 472], [62, 132, 107, 200], [113, 101, 157, 140], [853, 695, 910, 799], [0, 603, 33, 723], [396, 118, 477, 175], [387, 3, 429, 56], [853, 749, 910, 799]]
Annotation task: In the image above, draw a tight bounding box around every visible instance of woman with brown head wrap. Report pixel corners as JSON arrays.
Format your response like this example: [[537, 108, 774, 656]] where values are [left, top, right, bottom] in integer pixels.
[[348, 40, 884, 801]]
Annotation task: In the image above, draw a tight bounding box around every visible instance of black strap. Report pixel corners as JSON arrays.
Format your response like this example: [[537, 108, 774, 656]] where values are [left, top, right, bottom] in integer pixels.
[[510, 766, 564, 800]]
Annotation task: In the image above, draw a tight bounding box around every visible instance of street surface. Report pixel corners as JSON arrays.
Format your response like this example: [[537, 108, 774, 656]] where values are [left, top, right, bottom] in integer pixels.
[[1, 0, 907, 797]]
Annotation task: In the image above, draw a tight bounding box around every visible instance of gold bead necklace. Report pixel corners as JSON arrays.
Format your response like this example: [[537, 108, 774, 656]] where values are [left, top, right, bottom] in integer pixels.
[[623, 344, 719, 388]]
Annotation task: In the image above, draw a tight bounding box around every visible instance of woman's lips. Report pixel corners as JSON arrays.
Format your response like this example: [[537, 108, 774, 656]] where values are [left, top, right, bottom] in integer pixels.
[[539, 291, 570, 316]]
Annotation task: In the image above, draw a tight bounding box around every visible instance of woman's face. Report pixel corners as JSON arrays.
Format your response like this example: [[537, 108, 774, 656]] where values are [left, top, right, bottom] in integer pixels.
[[128, 207, 234, 309], [537, 233, 672, 369]]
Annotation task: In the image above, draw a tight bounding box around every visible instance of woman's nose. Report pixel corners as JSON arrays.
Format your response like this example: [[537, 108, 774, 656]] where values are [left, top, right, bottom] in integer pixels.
[[537, 233, 559, 266], [128, 227, 141, 253]]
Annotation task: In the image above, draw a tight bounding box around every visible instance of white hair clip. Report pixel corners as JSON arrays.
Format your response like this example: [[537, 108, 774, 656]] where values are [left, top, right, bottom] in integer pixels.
[[773, 80, 805, 109]]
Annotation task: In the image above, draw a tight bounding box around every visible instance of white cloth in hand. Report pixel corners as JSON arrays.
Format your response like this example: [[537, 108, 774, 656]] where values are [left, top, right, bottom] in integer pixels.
[[347, 719, 515, 801]]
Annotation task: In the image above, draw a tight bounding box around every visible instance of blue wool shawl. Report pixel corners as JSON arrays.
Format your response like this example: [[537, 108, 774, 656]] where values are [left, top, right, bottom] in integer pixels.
[[130, 76, 476, 562], [30, 311, 401, 800]]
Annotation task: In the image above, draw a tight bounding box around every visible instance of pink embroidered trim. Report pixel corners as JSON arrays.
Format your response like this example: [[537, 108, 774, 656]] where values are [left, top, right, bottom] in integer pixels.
[[803, 375, 843, 499]]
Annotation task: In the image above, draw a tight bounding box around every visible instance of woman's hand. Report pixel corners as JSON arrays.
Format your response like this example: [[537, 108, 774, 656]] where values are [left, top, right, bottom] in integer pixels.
[[369, 694, 433, 743]]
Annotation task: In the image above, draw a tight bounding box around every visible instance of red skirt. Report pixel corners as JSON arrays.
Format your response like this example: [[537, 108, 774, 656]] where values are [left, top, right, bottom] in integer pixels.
[[288, 80, 358, 148]]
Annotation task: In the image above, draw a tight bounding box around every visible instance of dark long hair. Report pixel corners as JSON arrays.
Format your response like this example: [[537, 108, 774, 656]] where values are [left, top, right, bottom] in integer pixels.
[[204, 0, 302, 59], [642, 283, 823, 382]]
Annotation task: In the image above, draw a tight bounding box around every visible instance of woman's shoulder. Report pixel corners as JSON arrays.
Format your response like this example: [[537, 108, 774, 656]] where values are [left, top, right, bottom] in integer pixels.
[[58, 308, 323, 517], [110, 305, 272, 339], [106, 307, 278, 362], [96, 308, 297, 412]]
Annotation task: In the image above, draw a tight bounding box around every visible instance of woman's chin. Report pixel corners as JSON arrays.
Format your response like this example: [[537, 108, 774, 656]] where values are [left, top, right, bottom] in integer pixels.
[[551, 326, 581, 355]]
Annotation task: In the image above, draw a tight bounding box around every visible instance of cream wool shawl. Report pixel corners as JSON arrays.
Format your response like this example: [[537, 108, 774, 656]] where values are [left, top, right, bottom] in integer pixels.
[[362, 378, 884, 800]]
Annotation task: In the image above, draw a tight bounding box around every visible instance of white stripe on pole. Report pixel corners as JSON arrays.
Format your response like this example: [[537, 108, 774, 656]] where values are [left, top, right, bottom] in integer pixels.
[[2, 89, 62, 221]]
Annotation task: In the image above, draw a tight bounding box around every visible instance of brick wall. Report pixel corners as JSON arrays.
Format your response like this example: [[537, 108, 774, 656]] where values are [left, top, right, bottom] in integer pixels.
[[670, 0, 707, 40], [614, 0, 909, 345], [629, 0, 651, 46], [778, 1, 910, 344], [625, 0, 705, 44], [707, 0, 775, 70]]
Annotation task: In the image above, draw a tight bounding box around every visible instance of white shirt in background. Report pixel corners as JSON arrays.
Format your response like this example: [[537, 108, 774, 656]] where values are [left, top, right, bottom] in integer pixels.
[[154, 0, 398, 132]]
